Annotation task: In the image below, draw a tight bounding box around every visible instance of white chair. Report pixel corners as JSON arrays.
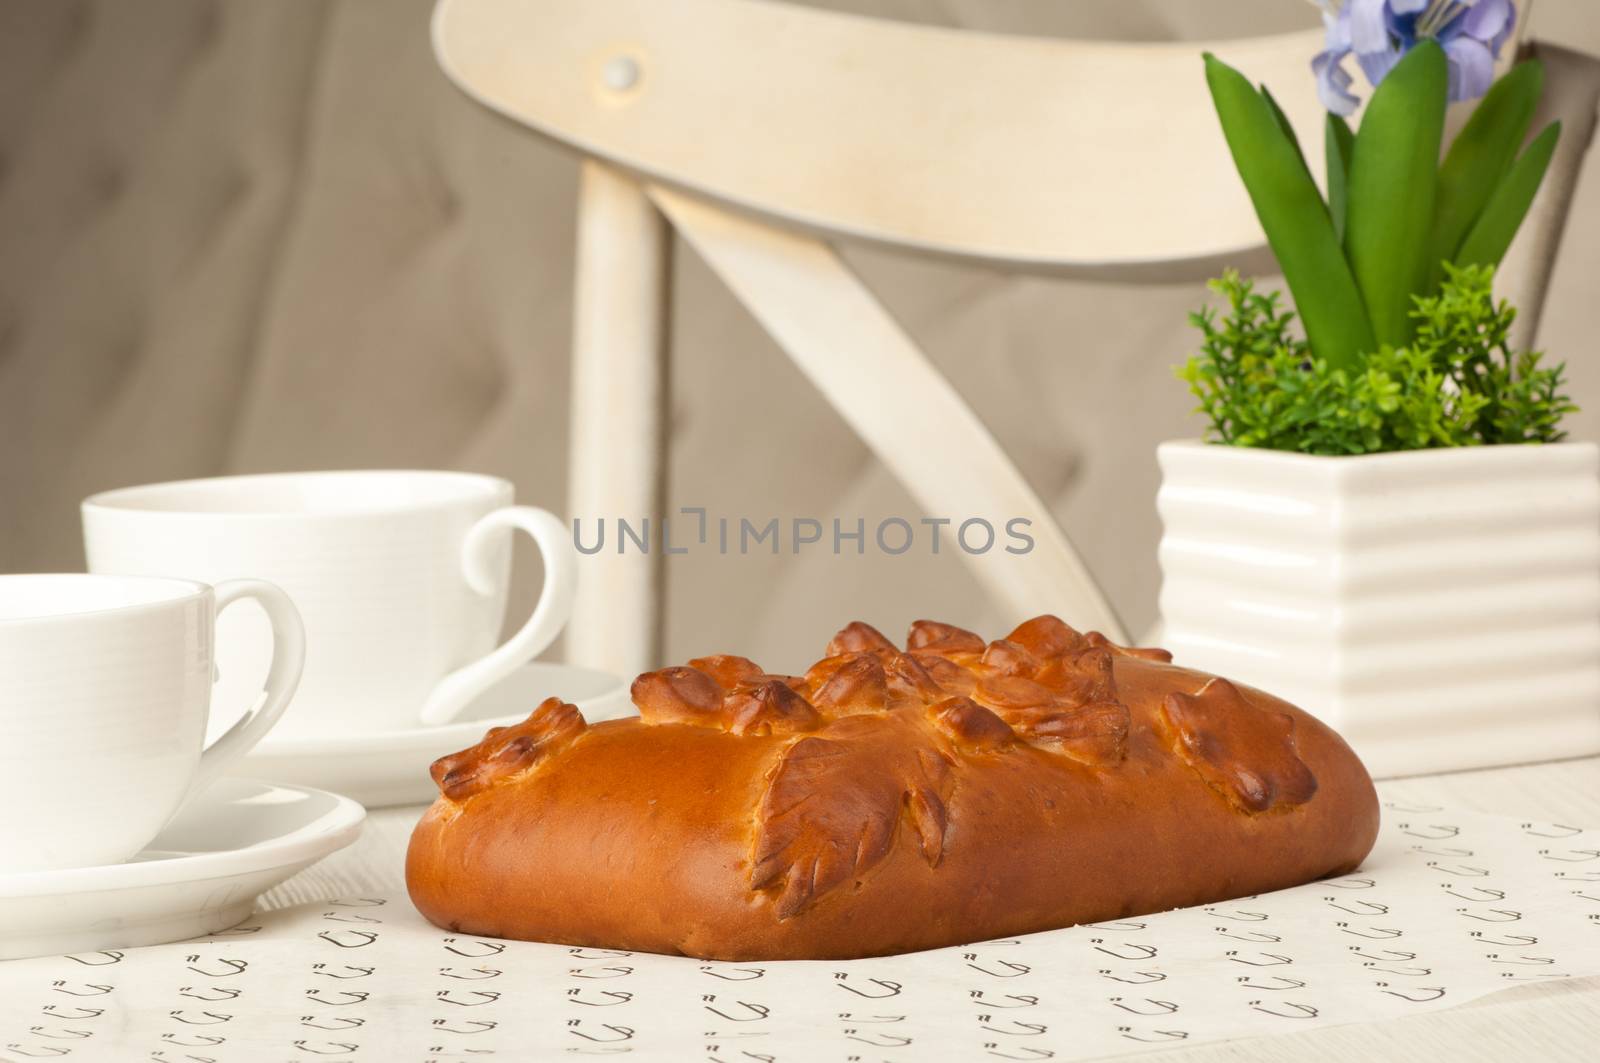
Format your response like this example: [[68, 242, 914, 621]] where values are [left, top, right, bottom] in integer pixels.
[[431, 0, 1596, 678]]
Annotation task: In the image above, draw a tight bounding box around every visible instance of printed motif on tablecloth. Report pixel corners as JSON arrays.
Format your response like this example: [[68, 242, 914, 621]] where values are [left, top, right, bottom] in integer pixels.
[[1, 807, 1598, 1061]]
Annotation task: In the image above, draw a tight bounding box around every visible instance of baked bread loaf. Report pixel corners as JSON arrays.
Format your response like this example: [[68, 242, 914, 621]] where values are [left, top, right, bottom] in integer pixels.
[[407, 616, 1378, 960]]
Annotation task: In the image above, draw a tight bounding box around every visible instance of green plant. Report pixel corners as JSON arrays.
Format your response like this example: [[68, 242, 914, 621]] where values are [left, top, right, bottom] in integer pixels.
[[1203, 42, 1560, 371], [1188, 27, 1574, 454], [1178, 266, 1574, 455]]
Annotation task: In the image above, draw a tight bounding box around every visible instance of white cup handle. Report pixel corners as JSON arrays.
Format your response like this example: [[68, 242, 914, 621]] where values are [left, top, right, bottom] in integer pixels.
[[418, 505, 577, 727], [185, 579, 306, 803]]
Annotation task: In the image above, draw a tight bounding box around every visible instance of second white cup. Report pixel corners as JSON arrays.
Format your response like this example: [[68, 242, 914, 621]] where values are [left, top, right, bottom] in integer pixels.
[[83, 470, 576, 737]]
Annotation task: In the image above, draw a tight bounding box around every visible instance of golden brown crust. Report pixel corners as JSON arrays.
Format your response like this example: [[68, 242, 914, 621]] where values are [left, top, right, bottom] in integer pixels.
[[407, 616, 1379, 960]]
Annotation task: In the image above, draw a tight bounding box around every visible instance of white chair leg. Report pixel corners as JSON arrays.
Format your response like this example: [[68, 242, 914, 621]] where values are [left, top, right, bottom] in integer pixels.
[[650, 185, 1128, 644], [566, 161, 670, 678]]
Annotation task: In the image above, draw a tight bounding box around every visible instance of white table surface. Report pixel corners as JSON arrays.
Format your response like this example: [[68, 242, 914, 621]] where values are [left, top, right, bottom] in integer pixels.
[[263, 755, 1600, 1062]]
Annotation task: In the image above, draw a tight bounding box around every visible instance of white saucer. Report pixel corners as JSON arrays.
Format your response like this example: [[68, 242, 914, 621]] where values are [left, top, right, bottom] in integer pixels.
[[241, 661, 636, 808], [0, 778, 364, 961]]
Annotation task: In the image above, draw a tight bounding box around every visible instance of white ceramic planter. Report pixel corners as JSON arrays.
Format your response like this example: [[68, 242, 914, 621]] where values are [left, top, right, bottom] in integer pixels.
[[1156, 439, 1600, 779]]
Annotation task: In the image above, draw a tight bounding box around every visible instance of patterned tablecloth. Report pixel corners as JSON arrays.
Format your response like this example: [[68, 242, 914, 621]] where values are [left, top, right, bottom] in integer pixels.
[[3, 802, 1598, 1062]]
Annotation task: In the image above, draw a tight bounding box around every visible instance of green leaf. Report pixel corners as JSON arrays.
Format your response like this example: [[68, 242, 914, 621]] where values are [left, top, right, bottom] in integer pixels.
[[1456, 121, 1562, 270], [1430, 60, 1545, 287], [1326, 113, 1355, 243], [1262, 84, 1316, 188], [1204, 53, 1373, 371], [1344, 39, 1447, 349]]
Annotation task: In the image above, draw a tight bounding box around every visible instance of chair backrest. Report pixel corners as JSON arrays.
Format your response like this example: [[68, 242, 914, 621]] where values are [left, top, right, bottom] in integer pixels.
[[434, 0, 1593, 318], [432, 0, 1329, 282]]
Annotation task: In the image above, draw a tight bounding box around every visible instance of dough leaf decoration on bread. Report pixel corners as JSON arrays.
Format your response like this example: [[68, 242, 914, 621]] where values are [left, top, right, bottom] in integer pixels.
[[1160, 677, 1319, 813], [1006, 614, 1175, 664], [928, 617, 1134, 766], [806, 653, 890, 715], [429, 697, 587, 801], [749, 714, 952, 919], [928, 696, 1016, 752], [905, 619, 986, 656], [631, 660, 822, 736], [826, 621, 900, 657]]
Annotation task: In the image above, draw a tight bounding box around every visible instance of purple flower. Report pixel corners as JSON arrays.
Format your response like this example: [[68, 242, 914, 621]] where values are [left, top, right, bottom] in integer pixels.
[[1312, 0, 1517, 115]]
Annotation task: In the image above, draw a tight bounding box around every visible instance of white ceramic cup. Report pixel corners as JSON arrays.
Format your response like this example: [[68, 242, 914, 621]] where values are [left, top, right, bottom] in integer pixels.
[[82, 470, 576, 737], [0, 573, 304, 872]]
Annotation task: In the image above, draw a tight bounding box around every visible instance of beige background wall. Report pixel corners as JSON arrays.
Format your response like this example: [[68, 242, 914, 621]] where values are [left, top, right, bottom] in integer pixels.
[[2, 0, 1597, 671]]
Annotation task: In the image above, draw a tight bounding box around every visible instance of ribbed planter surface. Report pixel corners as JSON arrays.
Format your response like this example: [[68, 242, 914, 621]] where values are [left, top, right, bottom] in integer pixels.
[[1156, 439, 1600, 778]]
